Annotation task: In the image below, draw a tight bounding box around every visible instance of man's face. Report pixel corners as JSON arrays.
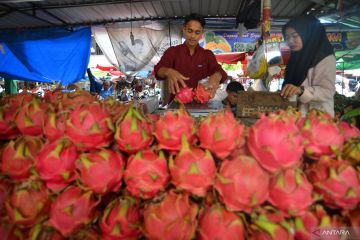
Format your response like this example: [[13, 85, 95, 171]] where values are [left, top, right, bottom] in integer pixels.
[[103, 82, 110, 90], [183, 20, 204, 48], [227, 91, 238, 105]]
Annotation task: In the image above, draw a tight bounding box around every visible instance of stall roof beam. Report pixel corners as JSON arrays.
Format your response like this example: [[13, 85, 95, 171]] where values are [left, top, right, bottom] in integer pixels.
[[0, 3, 59, 26]]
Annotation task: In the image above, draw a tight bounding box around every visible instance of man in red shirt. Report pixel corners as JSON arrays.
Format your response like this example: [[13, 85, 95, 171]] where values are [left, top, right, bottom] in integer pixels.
[[154, 13, 227, 99]]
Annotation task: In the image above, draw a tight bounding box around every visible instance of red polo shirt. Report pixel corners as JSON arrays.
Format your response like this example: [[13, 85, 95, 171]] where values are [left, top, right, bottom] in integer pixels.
[[154, 43, 227, 89]]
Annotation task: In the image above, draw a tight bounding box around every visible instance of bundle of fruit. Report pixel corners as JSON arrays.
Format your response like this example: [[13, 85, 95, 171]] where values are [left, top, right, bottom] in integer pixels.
[[175, 85, 212, 104], [0, 90, 359, 240]]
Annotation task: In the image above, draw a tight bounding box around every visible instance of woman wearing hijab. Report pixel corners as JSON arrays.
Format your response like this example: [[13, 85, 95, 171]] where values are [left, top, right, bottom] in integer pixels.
[[280, 15, 336, 117]]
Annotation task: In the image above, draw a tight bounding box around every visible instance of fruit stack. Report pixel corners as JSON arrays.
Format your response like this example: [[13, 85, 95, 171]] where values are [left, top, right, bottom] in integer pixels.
[[0, 90, 359, 240]]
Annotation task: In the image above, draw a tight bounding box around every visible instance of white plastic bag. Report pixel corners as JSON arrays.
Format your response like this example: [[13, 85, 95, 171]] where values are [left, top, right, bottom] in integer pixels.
[[246, 43, 267, 79]]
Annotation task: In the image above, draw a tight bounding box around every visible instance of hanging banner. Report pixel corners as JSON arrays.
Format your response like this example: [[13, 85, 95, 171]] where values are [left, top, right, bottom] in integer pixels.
[[200, 30, 360, 53], [97, 22, 181, 74]]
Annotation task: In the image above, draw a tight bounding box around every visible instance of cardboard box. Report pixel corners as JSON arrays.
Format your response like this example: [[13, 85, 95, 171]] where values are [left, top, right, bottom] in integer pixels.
[[236, 91, 297, 118]]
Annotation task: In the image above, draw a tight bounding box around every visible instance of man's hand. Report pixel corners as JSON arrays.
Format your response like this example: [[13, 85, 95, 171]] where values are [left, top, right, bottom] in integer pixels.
[[207, 72, 222, 97], [281, 84, 301, 98], [166, 68, 189, 94]]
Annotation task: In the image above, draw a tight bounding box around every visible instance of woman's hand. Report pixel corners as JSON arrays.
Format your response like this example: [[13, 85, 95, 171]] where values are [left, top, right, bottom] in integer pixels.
[[281, 84, 301, 98]]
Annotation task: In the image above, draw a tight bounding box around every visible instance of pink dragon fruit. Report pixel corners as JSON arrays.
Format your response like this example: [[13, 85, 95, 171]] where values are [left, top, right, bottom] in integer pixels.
[[102, 97, 129, 122], [198, 110, 245, 159], [29, 224, 65, 240], [76, 149, 125, 195], [338, 121, 360, 140], [60, 90, 97, 110], [268, 168, 313, 216], [65, 102, 114, 150], [114, 106, 153, 154], [307, 159, 360, 210], [300, 110, 344, 160], [0, 178, 12, 215], [169, 135, 216, 197], [48, 186, 98, 237], [5, 180, 49, 227], [124, 149, 169, 199], [71, 228, 102, 240], [198, 205, 245, 240], [175, 87, 194, 104], [153, 108, 196, 151], [215, 155, 270, 213], [15, 97, 48, 136], [194, 84, 212, 103], [294, 210, 319, 240], [35, 138, 78, 191], [1, 136, 44, 181], [100, 197, 141, 240], [44, 111, 67, 142], [0, 104, 20, 140], [249, 207, 294, 240], [248, 112, 304, 173], [143, 190, 198, 240], [342, 138, 359, 164]]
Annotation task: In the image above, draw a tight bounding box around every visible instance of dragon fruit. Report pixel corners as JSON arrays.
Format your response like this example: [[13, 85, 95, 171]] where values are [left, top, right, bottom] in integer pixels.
[[175, 87, 194, 104], [44, 111, 67, 142], [102, 97, 129, 122], [294, 211, 319, 240], [268, 168, 313, 216], [15, 97, 48, 136], [143, 190, 198, 240], [0, 104, 20, 140], [342, 138, 360, 164], [0, 178, 11, 216], [76, 149, 125, 195], [5, 180, 49, 227], [338, 121, 360, 140], [194, 84, 212, 103], [100, 197, 141, 240], [60, 90, 97, 110], [29, 224, 65, 240], [249, 207, 294, 240], [35, 138, 78, 191], [248, 113, 304, 173], [198, 110, 245, 159], [300, 110, 344, 160], [65, 102, 114, 150], [1, 136, 43, 181], [153, 108, 196, 151], [124, 149, 169, 199], [198, 205, 244, 240], [215, 155, 270, 213], [307, 159, 360, 210], [114, 106, 153, 154], [48, 186, 98, 237], [169, 136, 216, 197]]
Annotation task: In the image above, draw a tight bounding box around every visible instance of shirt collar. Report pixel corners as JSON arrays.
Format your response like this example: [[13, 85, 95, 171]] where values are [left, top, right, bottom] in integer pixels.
[[182, 42, 202, 55]]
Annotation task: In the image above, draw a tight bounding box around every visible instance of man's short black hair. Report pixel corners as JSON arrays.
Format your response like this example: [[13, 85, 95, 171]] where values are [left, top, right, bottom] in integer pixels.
[[226, 81, 244, 93], [184, 13, 205, 28]]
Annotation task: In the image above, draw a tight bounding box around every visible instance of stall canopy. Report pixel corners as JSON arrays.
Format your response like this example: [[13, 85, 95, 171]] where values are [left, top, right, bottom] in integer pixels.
[[0, 27, 91, 86]]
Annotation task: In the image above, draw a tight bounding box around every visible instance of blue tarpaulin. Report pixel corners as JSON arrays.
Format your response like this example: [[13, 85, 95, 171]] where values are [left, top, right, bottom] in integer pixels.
[[0, 27, 91, 86]]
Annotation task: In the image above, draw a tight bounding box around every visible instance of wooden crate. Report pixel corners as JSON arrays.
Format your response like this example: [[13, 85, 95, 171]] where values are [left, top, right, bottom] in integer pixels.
[[236, 91, 297, 118]]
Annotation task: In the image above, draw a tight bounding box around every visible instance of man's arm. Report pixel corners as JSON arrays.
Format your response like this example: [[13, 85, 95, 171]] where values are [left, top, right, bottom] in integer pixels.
[[206, 51, 228, 97], [154, 47, 189, 94]]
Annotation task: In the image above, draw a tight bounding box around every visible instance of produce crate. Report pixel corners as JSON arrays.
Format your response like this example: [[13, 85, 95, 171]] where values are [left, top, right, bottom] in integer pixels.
[[236, 91, 297, 118]]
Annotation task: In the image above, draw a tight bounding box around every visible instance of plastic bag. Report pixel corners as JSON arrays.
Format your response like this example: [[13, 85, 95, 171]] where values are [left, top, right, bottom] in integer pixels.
[[246, 43, 267, 79]]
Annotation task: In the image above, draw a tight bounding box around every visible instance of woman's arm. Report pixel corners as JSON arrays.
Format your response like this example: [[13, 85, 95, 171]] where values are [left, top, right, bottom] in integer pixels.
[[299, 55, 336, 103]]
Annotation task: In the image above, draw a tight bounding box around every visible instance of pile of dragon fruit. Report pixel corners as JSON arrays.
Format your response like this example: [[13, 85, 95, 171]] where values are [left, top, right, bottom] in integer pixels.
[[0, 90, 359, 240]]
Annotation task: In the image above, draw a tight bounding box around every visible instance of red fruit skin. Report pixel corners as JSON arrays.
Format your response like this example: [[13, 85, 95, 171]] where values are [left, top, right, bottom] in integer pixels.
[[48, 187, 98, 237], [194, 84, 212, 104], [176, 87, 194, 104]]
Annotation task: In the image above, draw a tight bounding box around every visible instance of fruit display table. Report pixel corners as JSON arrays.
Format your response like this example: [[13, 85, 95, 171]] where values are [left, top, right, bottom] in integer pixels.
[[167, 100, 223, 117]]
